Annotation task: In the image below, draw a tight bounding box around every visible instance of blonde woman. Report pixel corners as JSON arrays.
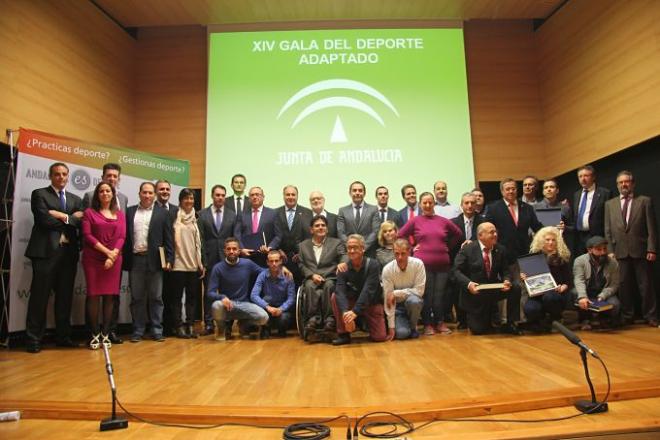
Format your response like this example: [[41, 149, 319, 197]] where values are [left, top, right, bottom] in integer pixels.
[[521, 226, 571, 332], [376, 220, 398, 266]]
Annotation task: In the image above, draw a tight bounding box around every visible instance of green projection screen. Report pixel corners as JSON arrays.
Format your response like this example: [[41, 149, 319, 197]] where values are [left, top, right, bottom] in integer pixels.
[[207, 28, 474, 211]]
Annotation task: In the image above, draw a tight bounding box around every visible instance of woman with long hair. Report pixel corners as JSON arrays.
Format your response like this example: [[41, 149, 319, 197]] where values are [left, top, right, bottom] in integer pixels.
[[170, 188, 205, 338], [82, 182, 126, 349], [521, 226, 572, 332], [398, 192, 462, 336], [376, 220, 398, 267]]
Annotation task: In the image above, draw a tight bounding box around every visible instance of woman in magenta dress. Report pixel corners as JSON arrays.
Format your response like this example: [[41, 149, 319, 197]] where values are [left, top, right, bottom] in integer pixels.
[[82, 182, 126, 350], [399, 192, 462, 336]]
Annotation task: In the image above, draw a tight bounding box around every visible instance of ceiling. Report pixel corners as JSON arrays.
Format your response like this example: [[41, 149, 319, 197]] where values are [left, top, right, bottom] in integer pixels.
[[93, 0, 565, 27]]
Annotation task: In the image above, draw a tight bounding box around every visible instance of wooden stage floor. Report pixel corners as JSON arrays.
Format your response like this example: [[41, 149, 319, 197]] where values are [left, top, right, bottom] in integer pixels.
[[1, 325, 659, 438]]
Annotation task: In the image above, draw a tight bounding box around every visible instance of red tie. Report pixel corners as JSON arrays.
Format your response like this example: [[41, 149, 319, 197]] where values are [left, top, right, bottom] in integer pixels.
[[252, 209, 259, 234], [483, 248, 491, 277], [508, 203, 518, 226]]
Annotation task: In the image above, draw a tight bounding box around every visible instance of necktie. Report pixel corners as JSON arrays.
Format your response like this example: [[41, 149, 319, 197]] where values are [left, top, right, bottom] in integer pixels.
[[59, 190, 66, 211], [237, 197, 242, 213], [577, 189, 588, 231], [621, 196, 630, 227], [252, 208, 259, 234], [287, 209, 295, 230], [508, 203, 518, 226], [380, 209, 386, 222], [354, 205, 361, 225], [215, 208, 222, 231], [465, 219, 472, 240], [483, 248, 491, 277]]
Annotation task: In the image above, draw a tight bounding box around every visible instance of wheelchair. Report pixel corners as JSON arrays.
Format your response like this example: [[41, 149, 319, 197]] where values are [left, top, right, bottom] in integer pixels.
[[295, 285, 336, 343]]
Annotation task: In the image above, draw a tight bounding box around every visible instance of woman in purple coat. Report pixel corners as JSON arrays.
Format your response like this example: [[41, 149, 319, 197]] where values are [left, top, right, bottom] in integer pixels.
[[399, 192, 462, 336], [82, 182, 126, 349]]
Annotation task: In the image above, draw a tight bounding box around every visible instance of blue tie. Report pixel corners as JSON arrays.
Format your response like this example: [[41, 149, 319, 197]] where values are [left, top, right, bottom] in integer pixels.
[[576, 189, 588, 231], [287, 209, 294, 230], [215, 209, 222, 231], [59, 190, 66, 211]]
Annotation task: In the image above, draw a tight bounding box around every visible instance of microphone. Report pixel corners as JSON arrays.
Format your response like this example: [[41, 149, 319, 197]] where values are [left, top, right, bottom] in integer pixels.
[[552, 321, 598, 358]]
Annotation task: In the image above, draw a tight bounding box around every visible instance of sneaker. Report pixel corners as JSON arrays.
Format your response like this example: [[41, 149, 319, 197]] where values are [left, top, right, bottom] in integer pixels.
[[436, 322, 452, 335], [423, 325, 435, 336]]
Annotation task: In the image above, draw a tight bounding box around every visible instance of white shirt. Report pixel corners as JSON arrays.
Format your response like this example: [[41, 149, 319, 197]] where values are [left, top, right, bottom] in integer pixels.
[[434, 202, 461, 219], [312, 238, 325, 264], [381, 257, 426, 328], [133, 203, 154, 253]]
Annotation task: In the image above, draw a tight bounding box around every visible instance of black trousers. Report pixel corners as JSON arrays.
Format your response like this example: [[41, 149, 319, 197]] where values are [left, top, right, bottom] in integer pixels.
[[465, 285, 521, 335], [169, 271, 202, 327], [26, 244, 78, 342]]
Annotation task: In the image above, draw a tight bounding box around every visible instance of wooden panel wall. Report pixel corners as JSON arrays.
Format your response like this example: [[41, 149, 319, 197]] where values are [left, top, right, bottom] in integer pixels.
[[0, 0, 135, 146], [537, 0, 660, 177], [464, 20, 545, 181], [132, 26, 207, 190]]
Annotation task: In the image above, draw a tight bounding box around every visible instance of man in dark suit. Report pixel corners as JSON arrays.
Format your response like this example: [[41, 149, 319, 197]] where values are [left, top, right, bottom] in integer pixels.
[[198, 184, 237, 333], [155, 179, 178, 334], [337, 181, 380, 256], [24, 162, 84, 353], [225, 173, 251, 217], [123, 182, 174, 342], [235, 186, 282, 267], [397, 184, 419, 228], [82, 162, 128, 344], [309, 190, 338, 238], [449, 192, 486, 328], [275, 185, 313, 285], [453, 222, 522, 335], [570, 165, 612, 256], [298, 215, 348, 332], [605, 170, 658, 326], [374, 186, 400, 225]]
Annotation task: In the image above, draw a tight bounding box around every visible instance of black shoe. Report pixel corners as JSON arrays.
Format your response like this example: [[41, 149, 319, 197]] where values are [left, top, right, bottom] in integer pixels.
[[238, 323, 252, 340], [259, 326, 271, 340], [108, 332, 123, 344], [277, 329, 288, 338], [176, 326, 190, 339], [500, 323, 523, 336], [153, 334, 166, 342], [332, 333, 351, 346], [56, 338, 79, 348], [26, 341, 41, 353], [457, 322, 468, 330]]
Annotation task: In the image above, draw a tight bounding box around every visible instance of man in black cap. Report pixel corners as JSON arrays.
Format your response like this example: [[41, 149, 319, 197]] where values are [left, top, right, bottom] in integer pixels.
[[572, 236, 621, 330]]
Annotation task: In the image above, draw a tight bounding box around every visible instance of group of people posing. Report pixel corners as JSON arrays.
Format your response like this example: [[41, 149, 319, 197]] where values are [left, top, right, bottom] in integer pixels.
[[23, 162, 657, 352]]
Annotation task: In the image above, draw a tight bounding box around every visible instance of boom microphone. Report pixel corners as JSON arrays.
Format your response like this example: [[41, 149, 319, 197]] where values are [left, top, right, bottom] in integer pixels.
[[552, 321, 598, 358]]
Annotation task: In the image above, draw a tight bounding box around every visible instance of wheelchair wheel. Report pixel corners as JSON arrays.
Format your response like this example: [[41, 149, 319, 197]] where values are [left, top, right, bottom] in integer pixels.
[[295, 286, 306, 340]]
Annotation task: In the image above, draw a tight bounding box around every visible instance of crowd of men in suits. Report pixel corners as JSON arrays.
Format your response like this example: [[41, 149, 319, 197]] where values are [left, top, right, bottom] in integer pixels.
[[23, 163, 658, 352]]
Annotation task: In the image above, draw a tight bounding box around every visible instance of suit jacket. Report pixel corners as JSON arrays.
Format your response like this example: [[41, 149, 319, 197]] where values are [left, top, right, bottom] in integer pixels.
[[323, 211, 339, 238], [298, 237, 348, 280], [486, 199, 543, 263], [396, 205, 420, 228], [337, 202, 380, 252], [82, 189, 128, 212], [570, 185, 611, 236], [453, 240, 510, 313], [198, 205, 237, 269], [275, 205, 313, 255], [376, 206, 400, 226], [450, 214, 485, 259], [235, 206, 282, 250], [122, 204, 174, 272], [25, 187, 83, 259], [604, 195, 657, 259], [158, 202, 179, 223], [225, 195, 251, 215]]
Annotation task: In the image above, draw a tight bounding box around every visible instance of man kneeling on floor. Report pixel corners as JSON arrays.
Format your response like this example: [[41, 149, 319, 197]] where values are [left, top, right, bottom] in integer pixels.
[[207, 237, 269, 339], [330, 234, 387, 345], [382, 239, 425, 340], [250, 250, 295, 338]]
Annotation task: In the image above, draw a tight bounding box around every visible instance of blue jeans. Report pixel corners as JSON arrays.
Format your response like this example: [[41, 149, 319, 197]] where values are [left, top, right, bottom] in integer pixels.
[[211, 300, 268, 327], [422, 271, 449, 325], [129, 255, 164, 337], [394, 295, 423, 339]]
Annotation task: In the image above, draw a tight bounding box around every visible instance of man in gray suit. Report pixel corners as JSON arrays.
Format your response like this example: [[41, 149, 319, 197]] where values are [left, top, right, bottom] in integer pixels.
[[605, 170, 658, 327], [298, 215, 348, 332], [81, 162, 128, 344], [337, 181, 380, 256]]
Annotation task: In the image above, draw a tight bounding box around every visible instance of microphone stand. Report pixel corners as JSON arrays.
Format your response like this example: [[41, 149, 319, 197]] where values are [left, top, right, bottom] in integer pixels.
[[574, 347, 608, 414], [100, 344, 129, 431]]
